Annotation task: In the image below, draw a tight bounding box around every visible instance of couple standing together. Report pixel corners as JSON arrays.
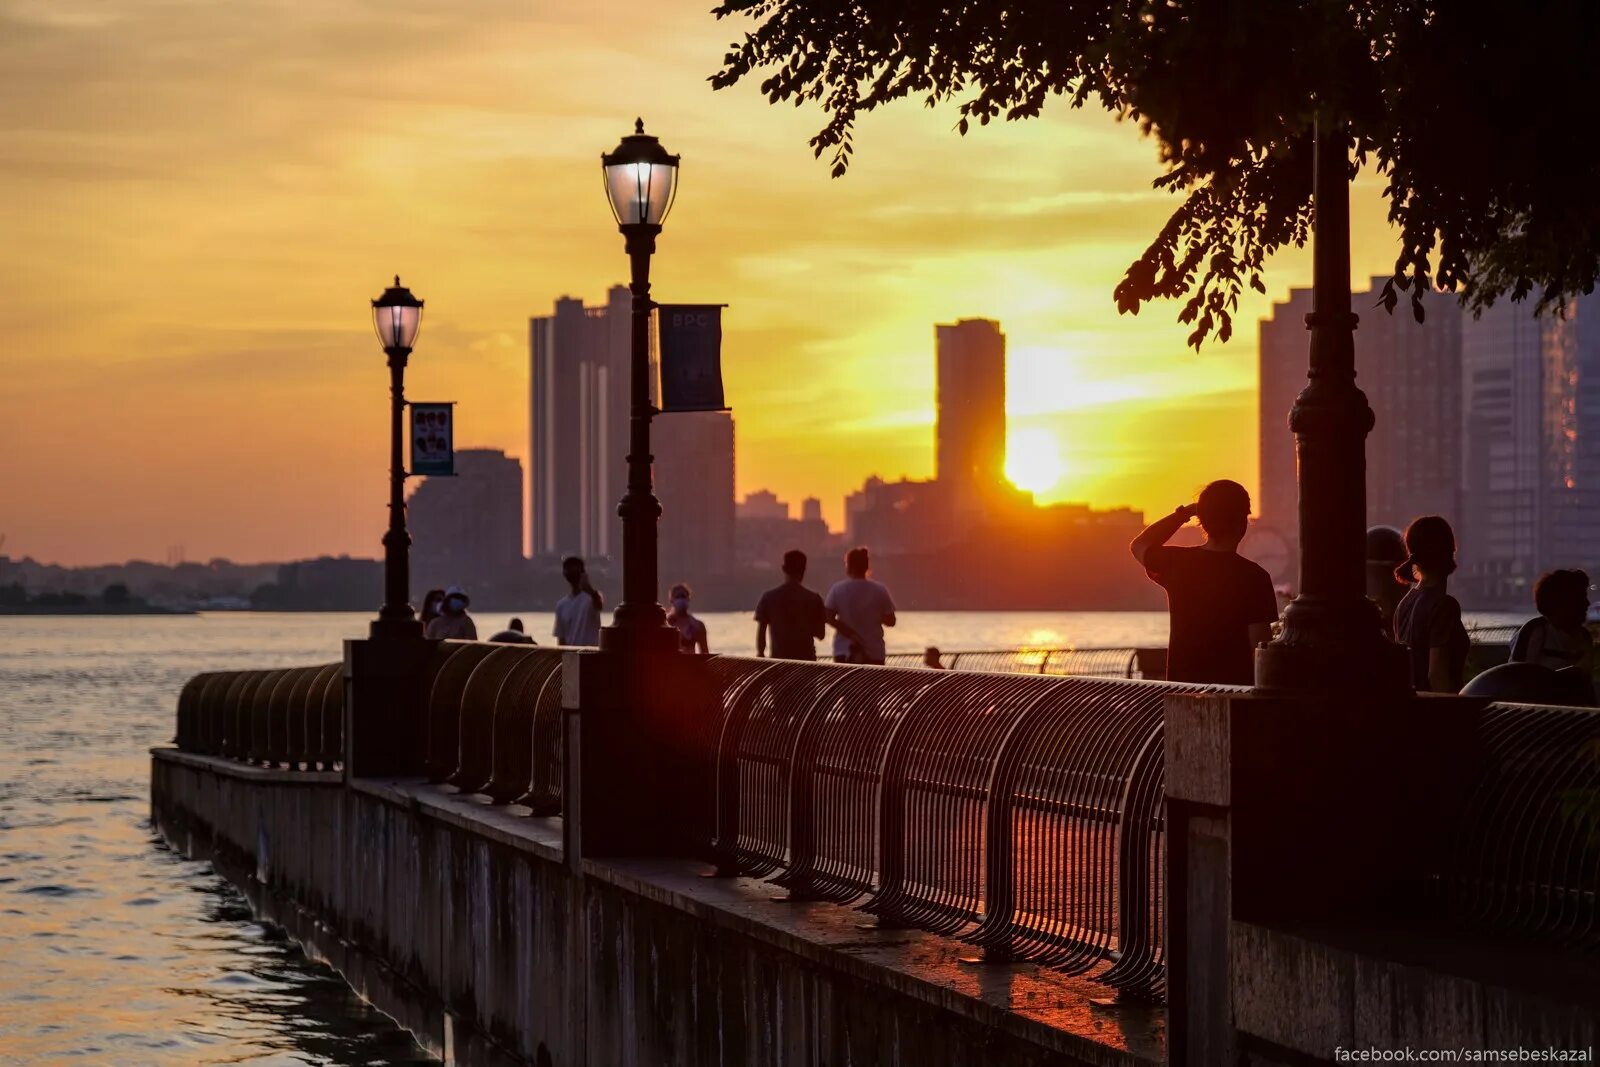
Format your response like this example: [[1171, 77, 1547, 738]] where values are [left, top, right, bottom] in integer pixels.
[[755, 546, 896, 664]]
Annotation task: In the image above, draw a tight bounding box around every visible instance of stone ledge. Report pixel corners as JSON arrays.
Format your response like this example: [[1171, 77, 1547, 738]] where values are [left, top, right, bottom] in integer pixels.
[[151, 746, 343, 785], [358, 777, 1165, 1067]]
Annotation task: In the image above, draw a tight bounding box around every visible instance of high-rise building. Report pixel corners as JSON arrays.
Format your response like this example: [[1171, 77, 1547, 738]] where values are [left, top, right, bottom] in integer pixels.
[[1258, 280, 1461, 582], [408, 448, 524, 597], [1257, 288, 1314, 559], [529, 287, 630, 560], [654, 412, 736, 588], [935, 318, 1007, 508], [736, 489, 789, 521], [1459, 297, 1600, 602], [735, 490, 833, 570]]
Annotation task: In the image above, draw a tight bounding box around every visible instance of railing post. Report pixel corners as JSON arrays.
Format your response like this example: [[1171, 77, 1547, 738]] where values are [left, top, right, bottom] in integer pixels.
[[563, 644, 716, 859], [1162, 688, 1482, 1064], [344, 636, 435, 779]]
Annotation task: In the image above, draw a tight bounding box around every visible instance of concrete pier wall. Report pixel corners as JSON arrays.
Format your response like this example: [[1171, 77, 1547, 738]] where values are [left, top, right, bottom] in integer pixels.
[[150, 748, 1163, 1067]]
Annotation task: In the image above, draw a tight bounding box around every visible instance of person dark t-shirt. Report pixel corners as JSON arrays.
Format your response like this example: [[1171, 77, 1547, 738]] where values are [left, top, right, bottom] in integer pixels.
[[1393, 585, 1469, 693], [1144, 545, 1278, 685], [755, 582, 827, 660]]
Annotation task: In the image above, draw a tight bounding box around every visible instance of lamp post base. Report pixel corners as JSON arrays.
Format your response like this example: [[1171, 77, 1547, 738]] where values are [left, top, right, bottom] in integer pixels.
[[369, 616, 425, 642], [1254, 594, 1410, 693], [599, 621, 681, 656]]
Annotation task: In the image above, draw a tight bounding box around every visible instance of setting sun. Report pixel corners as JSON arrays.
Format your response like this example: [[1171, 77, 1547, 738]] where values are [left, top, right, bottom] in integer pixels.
[[1006, 427, 1066, 493]]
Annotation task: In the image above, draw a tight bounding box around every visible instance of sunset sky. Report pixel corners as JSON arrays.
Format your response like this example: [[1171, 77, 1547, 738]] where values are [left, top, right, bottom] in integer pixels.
[[0, 0, 1408, 566]]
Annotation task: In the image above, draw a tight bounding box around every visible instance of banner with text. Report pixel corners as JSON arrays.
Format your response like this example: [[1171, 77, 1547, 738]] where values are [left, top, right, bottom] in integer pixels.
[[410, 402, 455, 476], [657, 304, 729, 413]]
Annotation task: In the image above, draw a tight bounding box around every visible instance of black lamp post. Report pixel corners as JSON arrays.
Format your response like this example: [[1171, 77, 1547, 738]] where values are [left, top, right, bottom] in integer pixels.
[[370, 276, 425, 641], [599, 119, 681, 653], [1254, 118, 1407, 691]]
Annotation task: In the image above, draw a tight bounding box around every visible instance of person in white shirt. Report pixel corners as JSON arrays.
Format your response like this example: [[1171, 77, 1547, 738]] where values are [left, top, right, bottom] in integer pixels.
[[823, 547, 896, 665], [553, 556, 602, 647]]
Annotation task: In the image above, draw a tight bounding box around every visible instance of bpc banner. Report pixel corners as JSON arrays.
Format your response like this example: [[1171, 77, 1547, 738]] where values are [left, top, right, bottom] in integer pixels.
[[410, 402, 455, 476], [657, 304, 729, 413]]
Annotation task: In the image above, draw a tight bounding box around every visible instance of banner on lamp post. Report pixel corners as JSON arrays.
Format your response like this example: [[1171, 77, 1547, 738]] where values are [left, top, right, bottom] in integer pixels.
[[657, 304, 730, 413], [409, 402, 455, 476]]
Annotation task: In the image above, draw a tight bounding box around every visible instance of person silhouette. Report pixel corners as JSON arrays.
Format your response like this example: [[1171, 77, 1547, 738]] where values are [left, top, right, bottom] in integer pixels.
[[1129, 479, 1278, 685], [1392, 515, 1468, 693]]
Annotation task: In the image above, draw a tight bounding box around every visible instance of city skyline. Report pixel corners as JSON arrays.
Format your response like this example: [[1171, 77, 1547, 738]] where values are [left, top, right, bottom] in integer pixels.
[[0, 0, 1460, 566]]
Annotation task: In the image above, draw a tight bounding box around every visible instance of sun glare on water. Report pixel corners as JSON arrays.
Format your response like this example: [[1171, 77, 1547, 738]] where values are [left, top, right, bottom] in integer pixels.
[[1006, 427, 1067, 494]]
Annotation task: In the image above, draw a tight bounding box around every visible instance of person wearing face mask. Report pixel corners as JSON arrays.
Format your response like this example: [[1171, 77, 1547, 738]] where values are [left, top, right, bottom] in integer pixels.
[[667, 583, 709, 654], [425, 585, 478, 641]]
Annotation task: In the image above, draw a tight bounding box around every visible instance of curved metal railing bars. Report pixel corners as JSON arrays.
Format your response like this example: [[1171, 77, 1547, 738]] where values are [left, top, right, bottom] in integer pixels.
[[450, 646, 533, 794], [1097, 726, 1167, 997], [262, 671, 293, 765], [777, 667, 949, 902], [713, 661, 860, 879], [882, 648, 1146, 677], [222, 671, 263, 759], [1437, 701, 1600, 951], [864, 672, 1057, 932], [886, 633, 1516, 678], [705, 658, 793, 874], [485, 651, 563, 805], [1041, 648, 1145, 679], [423, 641, 499, 782], [514, 658, 567, 815], [305, 663, 342, 770], [276, 668, 317, 767], [701, 658, 1217, 999], [964, 678, 1186, 991], [190, 672, 230, 753], [247, 669, 287, 764], [207, 672, 244, 754], [1465, 624, 1521, 646], [173, 663, 339, 768]]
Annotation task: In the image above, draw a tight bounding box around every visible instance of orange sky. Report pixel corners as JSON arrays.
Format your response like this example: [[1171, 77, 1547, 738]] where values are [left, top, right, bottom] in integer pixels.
[[0, 0, 1407, 566]]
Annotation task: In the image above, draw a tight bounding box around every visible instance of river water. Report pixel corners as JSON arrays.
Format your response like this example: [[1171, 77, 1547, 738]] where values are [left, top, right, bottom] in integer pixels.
[[0, 608, 1524, 1064]]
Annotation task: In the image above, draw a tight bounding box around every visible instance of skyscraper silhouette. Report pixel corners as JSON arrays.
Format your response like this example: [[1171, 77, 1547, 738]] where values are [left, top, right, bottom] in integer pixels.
[[935, 318, 1007, 510], [1460, 297, 1600, 602], [529, 287, 630, 560], [408, 448, 524, 596]]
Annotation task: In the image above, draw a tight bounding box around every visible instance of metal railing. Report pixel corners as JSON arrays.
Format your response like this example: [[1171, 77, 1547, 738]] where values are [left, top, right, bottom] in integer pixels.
[[171, 649, 1225, 998], [1436, 700, 1600, 951], [882, 647, 1157, 677], [884, 627, 1522, 680], [175, 663, 343, 769], [703, 659, 1238, 999], [423, 642, 567, 813]]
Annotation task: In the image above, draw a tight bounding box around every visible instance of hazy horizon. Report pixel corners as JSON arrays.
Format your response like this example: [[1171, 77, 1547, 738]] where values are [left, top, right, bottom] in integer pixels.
[[2, 0, 1416, 567]]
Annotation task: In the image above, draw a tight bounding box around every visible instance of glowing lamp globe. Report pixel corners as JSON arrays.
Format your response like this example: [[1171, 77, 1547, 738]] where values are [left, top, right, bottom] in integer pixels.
[[372, 276, 423, 352], [602, 119, 680, 228]]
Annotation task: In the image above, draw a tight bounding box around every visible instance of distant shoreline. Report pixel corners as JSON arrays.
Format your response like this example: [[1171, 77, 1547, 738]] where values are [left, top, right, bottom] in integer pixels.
[[0, 605, 196, 616]]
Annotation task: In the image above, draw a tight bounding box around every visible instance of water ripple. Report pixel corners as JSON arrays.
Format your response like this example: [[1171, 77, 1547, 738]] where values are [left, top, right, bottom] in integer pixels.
[[0, 613, 437, 1065]]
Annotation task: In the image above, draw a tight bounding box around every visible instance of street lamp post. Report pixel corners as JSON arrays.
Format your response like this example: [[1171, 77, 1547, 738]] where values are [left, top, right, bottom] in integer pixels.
[[1255, 118, 1407, 691], [370, 276, 425, 641], [599, 119, 681, 653]]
